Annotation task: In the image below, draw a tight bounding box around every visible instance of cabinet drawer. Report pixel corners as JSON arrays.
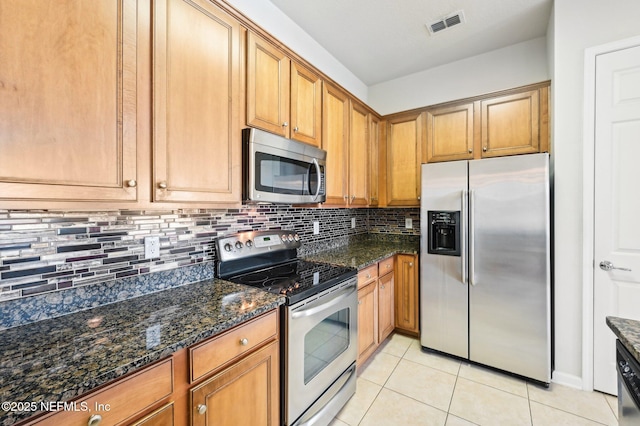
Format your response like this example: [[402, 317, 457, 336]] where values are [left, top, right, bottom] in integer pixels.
[[190, 310, 278, 382], [357, 264, 378, 287], [30, 358, 173, 426], [131, 402, 174, 425], [378, 257, 394, 276]]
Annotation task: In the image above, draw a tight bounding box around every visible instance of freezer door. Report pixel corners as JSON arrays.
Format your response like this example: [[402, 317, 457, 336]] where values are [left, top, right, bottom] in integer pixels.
[[468, 153, 551, 383], [420, 161, 469, 358]]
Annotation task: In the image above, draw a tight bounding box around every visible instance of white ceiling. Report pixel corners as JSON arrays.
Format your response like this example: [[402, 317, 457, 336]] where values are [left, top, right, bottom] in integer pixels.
[[267, 0, 553, 86]]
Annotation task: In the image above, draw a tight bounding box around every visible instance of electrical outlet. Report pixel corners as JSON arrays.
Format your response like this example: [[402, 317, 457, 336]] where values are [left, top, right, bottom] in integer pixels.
[[146, 324, 161, 350], [351, 218, 356, 229], [405, 218, 413, 229], [313, 221, 320, 235], [144, 236, 160, 259]]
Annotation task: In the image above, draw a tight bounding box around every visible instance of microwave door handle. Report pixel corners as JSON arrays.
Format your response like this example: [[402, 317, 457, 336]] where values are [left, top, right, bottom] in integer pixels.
[[311, 158, 322, 201]]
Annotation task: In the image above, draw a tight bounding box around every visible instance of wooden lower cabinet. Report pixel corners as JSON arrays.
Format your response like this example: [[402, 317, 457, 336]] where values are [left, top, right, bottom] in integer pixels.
[[190, 341, 279, 426], [25, 358, 174, 426], [357, 279, 378, 364], [394, 254, 419, 336], [377, 270, 395, 343], [357, 256, 397, 365], [131, 403, 175, 426]]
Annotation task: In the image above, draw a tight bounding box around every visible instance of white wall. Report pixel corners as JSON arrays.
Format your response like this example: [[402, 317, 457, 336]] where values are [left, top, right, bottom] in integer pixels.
[[367, 37, 549, 115], [552, 0, 640, 388], [225, 0, 368, 102]]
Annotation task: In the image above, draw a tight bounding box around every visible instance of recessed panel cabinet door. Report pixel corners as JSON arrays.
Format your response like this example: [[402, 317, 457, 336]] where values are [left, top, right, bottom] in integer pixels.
[[349, 101, 370, 206], [153, 0, 242, 203], [426, 103, 475, 162], [0, 0, 138, 202], [290, 62, 322, 146], [322, 83, 350, 206]]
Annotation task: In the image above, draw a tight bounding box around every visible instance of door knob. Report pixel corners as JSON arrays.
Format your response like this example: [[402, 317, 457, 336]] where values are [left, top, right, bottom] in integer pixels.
[[599, 260, 632, 272]]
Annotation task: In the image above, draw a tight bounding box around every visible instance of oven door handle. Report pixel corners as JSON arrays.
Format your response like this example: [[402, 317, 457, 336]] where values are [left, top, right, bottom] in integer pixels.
[[291, 282, 356, 319]]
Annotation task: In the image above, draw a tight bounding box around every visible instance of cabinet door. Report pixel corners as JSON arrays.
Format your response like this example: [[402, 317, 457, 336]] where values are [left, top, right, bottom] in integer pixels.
[[191, 341, 279, 426], [290, 62, 322, 146], [349, 101, 370, 207], [0, 0, 137, 203], [246, 32, 290, 137], [426, 103, 475, 162], [153, 0, 242, 203], [481, 89, 540, 157], [378, 271, 395, 343], [322, 83, 350, 206], [369, 115, 381, 207], [357, 280, 378, 364], [385, 112, 425, 207], [395, 254, 419, 336]]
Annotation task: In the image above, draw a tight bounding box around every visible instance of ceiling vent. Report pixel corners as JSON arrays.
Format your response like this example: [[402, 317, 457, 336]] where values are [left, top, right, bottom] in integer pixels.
[[427, 10, 466, 35]]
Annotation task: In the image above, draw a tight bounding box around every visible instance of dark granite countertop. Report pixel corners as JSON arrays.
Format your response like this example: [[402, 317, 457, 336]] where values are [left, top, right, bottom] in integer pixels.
[[0, 279, 284, 424], [304, 235, 420, 269], [607, 316, 640, 363]]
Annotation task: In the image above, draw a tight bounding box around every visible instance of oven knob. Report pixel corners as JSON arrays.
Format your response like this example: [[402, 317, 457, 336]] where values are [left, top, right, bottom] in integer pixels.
[[288, 234, 294, 242], [294, 234, 300, 242], [294, 282, 300, 289], [223, 243, 233, 252], [245, 240, 253, 248], [280, 288, 288, 295], [235, 241, 243, 249], [281, 234, 287, 243]]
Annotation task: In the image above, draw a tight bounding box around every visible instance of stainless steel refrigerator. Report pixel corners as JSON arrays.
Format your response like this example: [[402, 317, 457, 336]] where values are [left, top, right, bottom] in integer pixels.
[[419, 153, 551, 384]]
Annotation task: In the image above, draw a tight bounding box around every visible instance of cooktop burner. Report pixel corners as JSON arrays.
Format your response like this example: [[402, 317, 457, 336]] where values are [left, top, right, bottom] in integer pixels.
[[228, 259, 356, 305]]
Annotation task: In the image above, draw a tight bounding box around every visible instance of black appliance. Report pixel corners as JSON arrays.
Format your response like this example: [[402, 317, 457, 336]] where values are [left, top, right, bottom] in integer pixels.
[[427, 210, 461, 256], [617, 339, 640, 425]]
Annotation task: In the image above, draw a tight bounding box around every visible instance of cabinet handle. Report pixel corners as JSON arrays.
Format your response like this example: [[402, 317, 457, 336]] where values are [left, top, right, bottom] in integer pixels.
[[158, 181, 167, 189], [468, 149, 473, 154], [366, 274, 371, 279], [126, 179, 137, 188], [351, 195, 356, 202], [197, 404, 207, 415], [386, 264, 391, 269], [293, 126, 299, 132], [483, 146, 487, 152], [409, 262, 414, 267], [240, 338, 249, 346], [380, 285, 385, 290], [87, 414, 102, 426], [358, 300, 362, 306], [343, 195, 348, 201], [282, 121, 288, 127]]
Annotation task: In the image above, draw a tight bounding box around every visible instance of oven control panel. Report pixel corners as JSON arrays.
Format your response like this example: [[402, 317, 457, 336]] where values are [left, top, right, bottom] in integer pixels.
[[217, 230, 301, 262]]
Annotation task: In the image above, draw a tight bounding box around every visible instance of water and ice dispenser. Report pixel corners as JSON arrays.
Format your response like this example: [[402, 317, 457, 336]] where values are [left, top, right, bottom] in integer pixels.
[[427, 211, 461, 256]]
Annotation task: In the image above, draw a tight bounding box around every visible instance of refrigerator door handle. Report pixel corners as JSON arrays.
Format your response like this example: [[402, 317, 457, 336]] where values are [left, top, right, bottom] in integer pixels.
[[469, 189, 476, 286], [461, 190, 468, 285]]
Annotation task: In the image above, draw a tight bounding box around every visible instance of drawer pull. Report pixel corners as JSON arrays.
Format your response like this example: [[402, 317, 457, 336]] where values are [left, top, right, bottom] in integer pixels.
[[380, 285, 385, 290], [366, 274, 371, 279], [386, 264, 391, 269], [88, 414, 102, 426], [239, 338, 249, 346], [197, 404, 207, 415]]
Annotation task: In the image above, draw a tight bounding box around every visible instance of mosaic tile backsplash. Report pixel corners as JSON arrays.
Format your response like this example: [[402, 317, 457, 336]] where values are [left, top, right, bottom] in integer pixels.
[[0, 206, 419, 327]]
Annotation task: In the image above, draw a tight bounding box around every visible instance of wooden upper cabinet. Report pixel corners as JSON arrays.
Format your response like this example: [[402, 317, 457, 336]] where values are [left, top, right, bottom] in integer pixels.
[[0, 0, 138, 203], [348, 101, 370, 207], [384, 112, 425, 207], [426, 102, 476, 163], [369, 115, 381, 207], [481, 87, 547, 157], [290, 62, 323, 146], [246, 31, 290, 138], [153, 0, 242, 204], [322, 83, 350, 206], [247, 32, 322, 147]]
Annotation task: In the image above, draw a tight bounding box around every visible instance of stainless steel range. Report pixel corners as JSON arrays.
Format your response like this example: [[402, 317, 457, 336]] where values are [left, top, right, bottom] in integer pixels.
[[216, 230, 358, 426]]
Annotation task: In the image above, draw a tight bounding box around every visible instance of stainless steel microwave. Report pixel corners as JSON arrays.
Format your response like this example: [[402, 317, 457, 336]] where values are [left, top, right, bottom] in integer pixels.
[[243, 128, 326, 204]]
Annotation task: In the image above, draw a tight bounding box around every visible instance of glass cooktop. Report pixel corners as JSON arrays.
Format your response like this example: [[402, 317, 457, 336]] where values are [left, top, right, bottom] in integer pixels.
[[227, 259, 356, 305]]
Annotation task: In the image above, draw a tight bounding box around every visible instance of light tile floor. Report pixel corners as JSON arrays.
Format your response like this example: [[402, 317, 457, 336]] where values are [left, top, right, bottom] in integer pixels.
[[330, 333, 619, 426]]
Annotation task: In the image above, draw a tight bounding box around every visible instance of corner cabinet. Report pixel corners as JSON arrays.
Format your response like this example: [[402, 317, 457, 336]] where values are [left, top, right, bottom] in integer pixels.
[[394, 254, 419, 336], [383, 112, 425, 207], [0, 0, 138, 203], [152, 0, 242, 204], [247, 32, 323, 147]]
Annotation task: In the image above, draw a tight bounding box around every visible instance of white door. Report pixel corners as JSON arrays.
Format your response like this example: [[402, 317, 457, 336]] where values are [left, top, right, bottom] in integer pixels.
[[593, 44, 640, 395]]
